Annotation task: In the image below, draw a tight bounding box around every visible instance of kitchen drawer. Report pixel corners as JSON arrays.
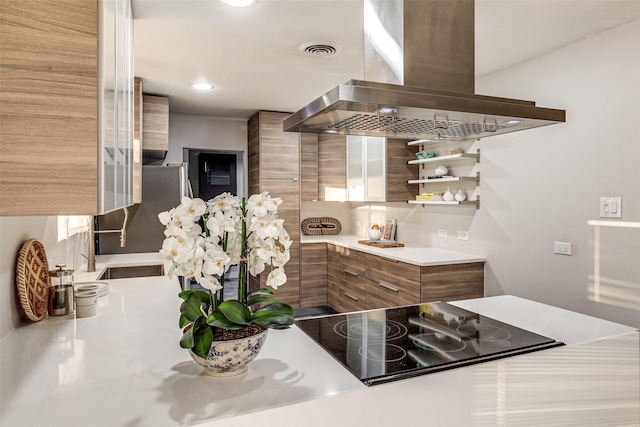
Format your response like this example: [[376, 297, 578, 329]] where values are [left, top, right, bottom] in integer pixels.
[[365, 278, 420, 309], [340, 247, 366, 278], [339, 286, 367, 313], [365, 254, 421, 297], [420, 262, 485, 302]]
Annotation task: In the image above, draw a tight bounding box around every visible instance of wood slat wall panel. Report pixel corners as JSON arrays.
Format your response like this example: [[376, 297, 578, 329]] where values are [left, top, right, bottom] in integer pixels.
[[300, 243, 327, 307], [420, 262, 485, 302], [386, 138, 419, 202], [0, 0, 98, 215]]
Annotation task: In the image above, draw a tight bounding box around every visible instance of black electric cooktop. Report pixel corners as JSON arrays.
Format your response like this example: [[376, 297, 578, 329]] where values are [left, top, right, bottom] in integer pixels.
[[296, 302, 563, 386]]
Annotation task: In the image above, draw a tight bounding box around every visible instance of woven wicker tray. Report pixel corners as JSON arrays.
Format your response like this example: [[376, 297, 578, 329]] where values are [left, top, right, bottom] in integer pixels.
[[16, 238, 51, 321]]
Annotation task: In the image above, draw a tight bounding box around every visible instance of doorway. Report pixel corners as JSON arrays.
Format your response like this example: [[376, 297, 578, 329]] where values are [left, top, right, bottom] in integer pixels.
[[183, 148, 244, 200], [182, 148, 244, 297]]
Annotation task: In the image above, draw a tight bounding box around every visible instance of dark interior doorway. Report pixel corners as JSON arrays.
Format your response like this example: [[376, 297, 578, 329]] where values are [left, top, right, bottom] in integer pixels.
[[198, 153, 237, 200], [183, 149, 244, 200]]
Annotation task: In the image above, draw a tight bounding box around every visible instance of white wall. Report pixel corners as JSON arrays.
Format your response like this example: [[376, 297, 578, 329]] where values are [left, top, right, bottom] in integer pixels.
[[0, 217, 86, 340], [352, 20, 640, 328]]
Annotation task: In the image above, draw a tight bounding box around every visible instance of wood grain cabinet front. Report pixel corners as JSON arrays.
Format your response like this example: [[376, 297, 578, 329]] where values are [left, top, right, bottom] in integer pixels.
[[420, 262, 485, 302], [338, 248, 367, 312], [300, 243, 328, 308], [365, 254, 421, 309], [248, 111, 301, 308], [0, 0, 135, 216]]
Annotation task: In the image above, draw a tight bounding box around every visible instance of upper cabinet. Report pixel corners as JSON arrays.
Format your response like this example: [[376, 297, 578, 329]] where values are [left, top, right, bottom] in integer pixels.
[[302, 135, 417, 203], [347, 136, 386, 202], [0, 0, 135, 216], [142, 95, 169, 151]]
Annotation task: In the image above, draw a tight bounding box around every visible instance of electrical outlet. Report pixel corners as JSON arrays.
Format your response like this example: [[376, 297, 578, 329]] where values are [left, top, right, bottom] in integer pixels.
[[438, 229, 447, 238], [554, 241, 572, 256], [458, 231, 469, 241]]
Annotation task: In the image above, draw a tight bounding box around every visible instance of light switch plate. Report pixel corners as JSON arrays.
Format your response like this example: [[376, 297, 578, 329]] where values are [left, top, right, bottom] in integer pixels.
[[438, 229, 447, 238], [458, 231, 469, 241], [600, 197, 622, 218]]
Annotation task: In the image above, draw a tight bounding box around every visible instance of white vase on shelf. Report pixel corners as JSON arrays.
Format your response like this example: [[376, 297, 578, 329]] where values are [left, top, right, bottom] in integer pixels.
[[443, 187, 455, 201], [454, 188, 467, 201]]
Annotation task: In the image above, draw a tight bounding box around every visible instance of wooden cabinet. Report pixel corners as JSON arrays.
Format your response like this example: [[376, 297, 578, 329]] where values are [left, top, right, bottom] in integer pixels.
[[142, 94, 169, 152], [325, 244, 484, 312], [365, 254, 421, 309], [300, 243, 327, 307], [327, 244, 341, 310], [311, 135, 416, 203], [0, 0, 134, 216], [338, 248, 367, 312], [248, 111, 301, 308], [300, 133, 319, 201], [386, 138, 419, 202], [317, 134, 347, 201], [420, 262, 485, 302]]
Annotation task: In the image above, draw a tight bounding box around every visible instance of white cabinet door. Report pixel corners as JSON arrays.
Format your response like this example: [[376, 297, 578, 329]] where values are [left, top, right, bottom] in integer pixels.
[[347, 136, 386, 202]]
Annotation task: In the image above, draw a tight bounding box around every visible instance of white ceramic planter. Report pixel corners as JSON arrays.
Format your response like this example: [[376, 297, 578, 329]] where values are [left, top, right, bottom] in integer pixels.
[[189, 328, 268, 377]]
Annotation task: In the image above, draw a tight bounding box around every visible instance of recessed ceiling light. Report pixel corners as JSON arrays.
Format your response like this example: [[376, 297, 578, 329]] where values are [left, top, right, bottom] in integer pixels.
[[324, 129, 338, 134], [223, 0, 255, 7], [191, 83, 213, 90]]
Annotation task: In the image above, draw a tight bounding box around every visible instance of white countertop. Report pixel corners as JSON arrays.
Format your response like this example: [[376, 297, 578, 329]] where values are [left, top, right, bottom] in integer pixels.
[[2, 254, 638, 427], [301, 235, 486, 266]]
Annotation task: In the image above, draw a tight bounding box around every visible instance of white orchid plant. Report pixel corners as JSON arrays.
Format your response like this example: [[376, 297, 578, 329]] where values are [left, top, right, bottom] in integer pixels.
[[159, 192, 294, 358]]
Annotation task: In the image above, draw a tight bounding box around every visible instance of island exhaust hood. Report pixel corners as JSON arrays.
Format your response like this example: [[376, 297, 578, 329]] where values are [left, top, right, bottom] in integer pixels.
[[283, 0, 565, 141]]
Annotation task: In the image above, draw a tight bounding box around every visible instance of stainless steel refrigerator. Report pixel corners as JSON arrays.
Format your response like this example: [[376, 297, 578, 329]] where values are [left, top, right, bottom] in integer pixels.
[[98, 164, 190, 254]]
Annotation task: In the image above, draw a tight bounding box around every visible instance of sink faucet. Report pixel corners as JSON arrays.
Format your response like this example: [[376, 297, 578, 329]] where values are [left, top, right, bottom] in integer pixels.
[[86, 207, 129, 272]]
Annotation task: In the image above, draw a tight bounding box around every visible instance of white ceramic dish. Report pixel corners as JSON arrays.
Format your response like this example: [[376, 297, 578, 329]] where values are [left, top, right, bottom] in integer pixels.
[[74, 281, 109, 297]]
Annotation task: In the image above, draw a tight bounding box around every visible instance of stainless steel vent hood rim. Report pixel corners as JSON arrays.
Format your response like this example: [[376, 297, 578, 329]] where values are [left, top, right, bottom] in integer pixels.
[[283, 80, 566, 140]]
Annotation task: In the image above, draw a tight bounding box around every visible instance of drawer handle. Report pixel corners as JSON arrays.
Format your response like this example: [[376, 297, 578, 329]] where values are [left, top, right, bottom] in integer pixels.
[[380, 257, 398, 263], [343, 292, 358, 301], [344, 269, 359, 277], [378, 282, 399, 292]]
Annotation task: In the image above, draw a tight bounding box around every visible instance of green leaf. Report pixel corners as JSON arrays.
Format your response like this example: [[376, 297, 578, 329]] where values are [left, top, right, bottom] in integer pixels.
[[247, 288, 274, 298], [209, 318, 244, 330], [219, 300, 251, 325], [251, 313, 294, 328], [180, 325, 195, 349], [246, 296, 278, 306], [178, 289, 211, 303], [180, 293, 205, 322], [192, 325, 213, 359], [251, 302, 293, 320], [178, 314, 191, 329]]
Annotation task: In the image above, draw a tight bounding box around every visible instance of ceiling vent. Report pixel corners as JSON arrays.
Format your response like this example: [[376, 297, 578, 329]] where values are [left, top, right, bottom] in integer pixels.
[[299, 41, 342, 57]]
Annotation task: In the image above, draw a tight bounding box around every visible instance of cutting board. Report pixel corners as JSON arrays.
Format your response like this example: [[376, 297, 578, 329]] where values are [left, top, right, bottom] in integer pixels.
[[358, 240, 405, 248]]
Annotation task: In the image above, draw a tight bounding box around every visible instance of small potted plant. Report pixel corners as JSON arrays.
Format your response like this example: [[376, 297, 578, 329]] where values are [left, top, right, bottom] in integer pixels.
[[158, 192, 294, 376]]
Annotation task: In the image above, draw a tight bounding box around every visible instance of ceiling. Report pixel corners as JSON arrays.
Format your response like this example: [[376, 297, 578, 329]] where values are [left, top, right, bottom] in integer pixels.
[[132, 0, 640, 119]]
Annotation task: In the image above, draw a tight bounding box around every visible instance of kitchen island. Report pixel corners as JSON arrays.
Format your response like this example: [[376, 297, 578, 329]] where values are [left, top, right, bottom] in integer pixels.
[[1, 253, 637, 427]]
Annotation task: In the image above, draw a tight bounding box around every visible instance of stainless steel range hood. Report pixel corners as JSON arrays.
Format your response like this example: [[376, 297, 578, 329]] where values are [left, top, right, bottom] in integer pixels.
[[283, 0, 565, 141]]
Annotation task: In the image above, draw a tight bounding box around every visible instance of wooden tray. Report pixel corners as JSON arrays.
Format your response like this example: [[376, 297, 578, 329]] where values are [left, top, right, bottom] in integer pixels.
[[16, 238, 51, 321], [358, 240, 405, 248]]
